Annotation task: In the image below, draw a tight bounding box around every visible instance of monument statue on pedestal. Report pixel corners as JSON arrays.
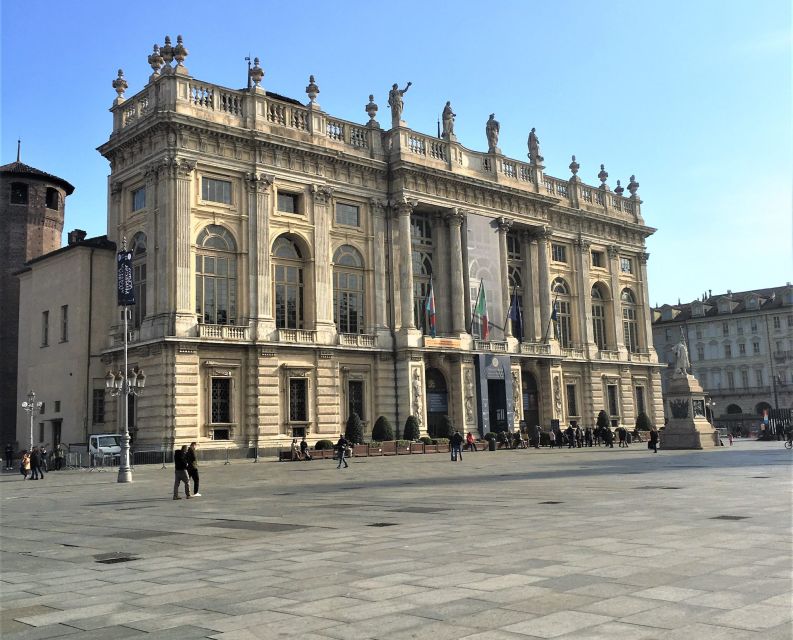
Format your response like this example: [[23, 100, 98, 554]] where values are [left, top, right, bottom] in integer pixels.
[[671, 339, 690, 376]]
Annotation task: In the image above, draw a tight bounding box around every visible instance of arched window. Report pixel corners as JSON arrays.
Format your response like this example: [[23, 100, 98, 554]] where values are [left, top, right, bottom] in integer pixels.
[[10, 182, 28, 204], [411, 214, 433, 330], [621, 288, 639, 353], [196, 225, 237, 325], [333, 245, 364, 334], [130, 233, 147, 329], [273, 236, 304, 329], [591, 284, 608, 350], [552, 278, 573, 348], [726, 404, 743, 414], [46, 187, 59, 210]]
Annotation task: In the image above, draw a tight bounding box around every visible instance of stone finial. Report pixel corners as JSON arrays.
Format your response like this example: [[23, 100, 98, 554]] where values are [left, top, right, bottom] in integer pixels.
[[365, 94, 379, 123], [173, 35, 188, 67], [627, 174, 640, 196], [614, 180, 624, 196], [305, 75, 320, 105], [148, 44, 164, 75], [598, 163, 609, 188], [160, 35, 174, 66], [569, 154, 579, 176], [112, 69, 128, 98], [249, 57, 264, 87]]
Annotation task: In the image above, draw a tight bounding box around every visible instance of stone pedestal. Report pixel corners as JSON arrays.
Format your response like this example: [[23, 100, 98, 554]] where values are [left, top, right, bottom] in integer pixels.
[[661, 374, 719, 449]]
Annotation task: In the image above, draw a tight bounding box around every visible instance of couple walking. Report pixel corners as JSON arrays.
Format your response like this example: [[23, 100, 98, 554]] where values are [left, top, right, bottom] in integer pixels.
[[173, 442, 201, 499]]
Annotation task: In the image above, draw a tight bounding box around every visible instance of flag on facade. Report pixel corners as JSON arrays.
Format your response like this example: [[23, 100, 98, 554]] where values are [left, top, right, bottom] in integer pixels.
[[425, 277, 436, 338], [508, 289, 523, 343], [472, 280, 489, 340]]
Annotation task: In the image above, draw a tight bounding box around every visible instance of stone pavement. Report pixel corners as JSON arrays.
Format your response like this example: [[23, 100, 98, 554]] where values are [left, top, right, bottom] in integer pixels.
[[1, 440, 791, 640]]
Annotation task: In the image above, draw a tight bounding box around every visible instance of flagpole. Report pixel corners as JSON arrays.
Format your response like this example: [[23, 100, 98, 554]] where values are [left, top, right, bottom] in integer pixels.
[[502, 286, 513, 333], [470, 280, 483, 335]]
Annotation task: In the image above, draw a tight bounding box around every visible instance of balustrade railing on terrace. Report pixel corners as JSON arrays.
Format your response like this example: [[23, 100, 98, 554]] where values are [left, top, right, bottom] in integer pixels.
[[474, 339, 509, 353], [277, 328, 317, 344], [520, 342, 551, 355], [338, 333, 377, 347], [598, 349, 620, 361], [627, 350, 651, 363], [561, 345, 585, 359], [198, 324, 249, 340]]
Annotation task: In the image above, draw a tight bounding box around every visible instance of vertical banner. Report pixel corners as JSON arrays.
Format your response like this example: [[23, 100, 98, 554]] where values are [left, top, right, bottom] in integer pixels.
[[117, 250, 135, 306]]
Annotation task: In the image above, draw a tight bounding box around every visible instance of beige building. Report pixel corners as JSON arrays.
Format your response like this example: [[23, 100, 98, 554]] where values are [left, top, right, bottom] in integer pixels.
[[652, 286, 793, 432], [19, 37, 665, 451]]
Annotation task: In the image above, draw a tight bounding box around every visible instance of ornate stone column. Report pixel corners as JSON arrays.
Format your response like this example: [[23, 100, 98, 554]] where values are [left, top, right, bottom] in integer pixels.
[[432, 211, 449, 334], [370, 199, 388, 333], [396, 197, 416, 330], [574, 238, 592, 350], [521, 230, 539, 342], [446, 208, 466, 334], [536, 227, 553, 340], [608, 244, 626, 351], [245, 173, 273, 339], [497, 217, 513, 338], [637, 251, 655, 356], [311, 185, 335, 338], [172, 157, 196, 336]]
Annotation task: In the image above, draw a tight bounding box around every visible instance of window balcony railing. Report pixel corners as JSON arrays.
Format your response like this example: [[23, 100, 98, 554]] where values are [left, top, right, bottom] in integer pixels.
[[474, 339, 508, 353], [198, 324, 249, 340], [561, 346, 585, 359], [519, 342, 552, 356], [627, 350, 652, 363], [277, 329, 317, 344], [597, 349, 620, 361], [338, 333, 377, 348]]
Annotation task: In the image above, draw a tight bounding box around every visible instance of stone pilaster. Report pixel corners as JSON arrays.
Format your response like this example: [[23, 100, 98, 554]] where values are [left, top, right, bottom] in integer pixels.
[[536, 227, 553, 341], [173, 344, 199, 442], [311, 185, 335, 340], [315, 352, 340, 435], [574, 238, 592, 352], [432, 211, 449, 334], [521, 231, 539, 342], [370, 199, 389, 333], [257, 349, 280, 437], [173, 158, 196, 336], [608, 244, 626, 352], [446, 208, 466, 334], [396, 197, 416, 331], [497, 217, 513, 338], [245, 173, 274, 340], [637, 252, 656, 358]]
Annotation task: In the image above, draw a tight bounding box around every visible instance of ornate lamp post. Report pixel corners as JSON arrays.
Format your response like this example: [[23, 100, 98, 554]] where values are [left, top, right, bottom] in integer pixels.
[[707, 399, 717, 429], [21, 390, 43, 451]]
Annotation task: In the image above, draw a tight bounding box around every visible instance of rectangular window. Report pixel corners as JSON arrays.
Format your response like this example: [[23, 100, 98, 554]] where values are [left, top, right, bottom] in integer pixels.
[[665, 329, 671, 341], [773, 316, 781, 329], [724, 344, 732, 358], [507, 234, 522, 261], [741, 370, 749, 388], [54, 400, 61, 413], [551, 244, 567, 263], [697, 346, 704, 360], [722, 321, 729, 336], [607, 385, 619, 417], [696, 326, 702, 339], [348, 380, 365, 420], [751, 320, 757, 333], [776, 341, 784, 353], [277, 192, 299, 214], [60, 305, 68, 342], [92, 389, 105, 424], [737, 325, 743, 336], [41, 310, 49, 346], [565, 384, 578, 417], [591, 251, 604, 268], [753, 342, 760, 354], [755, 369, 763, 386], [210, 378, 231, 423], [787, 315, 793, 328], [202, 178, 232, 204], [635, 386, 646, 416], [39, 423, 45, 443], [212, 428, 230, 440], [335, 203, 360, 227], [289, 378, 308, 422], [620, 257, 633, 274], [739, 343, 746, 356], [727, 371, 735, 389], [132, 186, 146, 211]]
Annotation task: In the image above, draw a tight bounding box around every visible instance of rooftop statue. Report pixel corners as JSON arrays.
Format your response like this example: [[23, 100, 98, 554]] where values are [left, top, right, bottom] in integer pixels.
[[528, 127, 543, 164], [388, 82, 412, 128], [485, 114, 500, 153], [441, 101, 456, 140]]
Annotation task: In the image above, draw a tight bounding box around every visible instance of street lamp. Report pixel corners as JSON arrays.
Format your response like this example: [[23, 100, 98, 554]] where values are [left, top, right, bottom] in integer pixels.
[[707, 399, 717, 428], [105, 359, 145, 483], [21, 390, 43, 451]]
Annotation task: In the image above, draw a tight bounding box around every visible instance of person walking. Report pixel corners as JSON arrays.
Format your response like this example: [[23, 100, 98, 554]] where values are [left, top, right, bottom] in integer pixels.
[[40, 445, 49, 472], [186, 441, 201, 497], [648, 427, 659, 454], [173, 445, 192, 499], [728, 432, 733, 446], [565, 425, 576, 449], [548, 429, 556, 449], [451, 431, 464, 462], [465, 431, 477, 452], [21, 450, 30, 479], [4, 444, 14, 470], [533, 424, 542, 449], [618, 427, 627, 448], [584, 426, 593, 447], [336, 435, 349, 469], [300, 437, 312, 461], [30, 447, 44, 480]]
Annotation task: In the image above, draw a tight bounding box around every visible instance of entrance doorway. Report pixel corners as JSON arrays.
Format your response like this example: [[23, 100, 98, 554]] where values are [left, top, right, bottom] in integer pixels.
[[488, 379, 507, 432], [51, 419, 62, 448], [522, 373, 540, 430], [425, 368, 449, 437]]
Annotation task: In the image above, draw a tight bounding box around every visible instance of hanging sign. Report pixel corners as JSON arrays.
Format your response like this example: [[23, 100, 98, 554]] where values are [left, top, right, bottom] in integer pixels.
[[117, 251, 135, 306]]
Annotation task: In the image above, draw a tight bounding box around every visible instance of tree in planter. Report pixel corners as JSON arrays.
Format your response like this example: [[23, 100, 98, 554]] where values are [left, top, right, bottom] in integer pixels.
[[345, 412, 364, 444], [403, 415, 421, 441], [635, 412, 652, 430], [596, 410, 610, 430], [371, 415, 394, 441], [439, 414, 455, 438]]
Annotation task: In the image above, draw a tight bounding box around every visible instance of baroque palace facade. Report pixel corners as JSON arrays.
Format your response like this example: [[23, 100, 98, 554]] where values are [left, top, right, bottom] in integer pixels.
[[24, 38, 664, 449]]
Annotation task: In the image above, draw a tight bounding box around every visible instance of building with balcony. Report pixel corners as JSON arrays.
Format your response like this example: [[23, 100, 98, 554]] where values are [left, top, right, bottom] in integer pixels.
[[18, 37, 664, 450], [652, 285, 793, 432]]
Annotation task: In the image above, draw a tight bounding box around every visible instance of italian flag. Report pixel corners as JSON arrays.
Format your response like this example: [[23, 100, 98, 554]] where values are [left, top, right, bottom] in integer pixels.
[[472, 280, 489, 340]]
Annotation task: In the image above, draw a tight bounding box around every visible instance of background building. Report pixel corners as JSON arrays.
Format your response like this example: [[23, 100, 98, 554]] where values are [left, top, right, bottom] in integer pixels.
[[652, 286, 793, 432], [1, 156, 73, 448], [18, 38, 665, 450]]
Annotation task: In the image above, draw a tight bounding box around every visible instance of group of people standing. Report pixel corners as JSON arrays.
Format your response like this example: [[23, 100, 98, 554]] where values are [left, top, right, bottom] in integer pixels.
[[18, 446, 48, 479]]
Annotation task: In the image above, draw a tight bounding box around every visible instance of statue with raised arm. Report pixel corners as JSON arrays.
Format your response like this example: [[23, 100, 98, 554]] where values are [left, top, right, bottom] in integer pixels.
[[671, 339, 690, 377], [528, 127, 544, 164], [485, 113, 500, 153], [388, 81, 412, 128], [441, 101, 456, 140]]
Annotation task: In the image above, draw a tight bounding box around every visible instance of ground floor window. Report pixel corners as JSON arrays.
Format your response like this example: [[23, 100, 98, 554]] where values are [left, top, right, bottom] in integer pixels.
[[607, 384, 619, 422], [565, 383, 578, 418], [635, 386, 646, 416], [348, 380, 364, 420], [289, 378, 308, 422], [92, 389, 105, 424], [211, 378, 231, 423]]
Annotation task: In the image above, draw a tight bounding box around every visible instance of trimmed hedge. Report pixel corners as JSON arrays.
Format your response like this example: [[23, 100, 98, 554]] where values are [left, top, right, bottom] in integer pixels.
[[345, 413, 364, 444], [314, 439, 334, 450], [636, 412, 652, 430], [419, 436, 432, 445], [403, 415, 421, 441], [596, 410, 610, 430], [372, 415, 394, 441]]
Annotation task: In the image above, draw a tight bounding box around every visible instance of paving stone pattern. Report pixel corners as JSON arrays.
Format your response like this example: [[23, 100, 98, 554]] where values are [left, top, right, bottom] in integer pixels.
[[1, 441, 791, 639]]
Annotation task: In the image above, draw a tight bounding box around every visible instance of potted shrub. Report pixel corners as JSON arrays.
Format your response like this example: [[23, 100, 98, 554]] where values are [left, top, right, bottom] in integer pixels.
[[371, 415, 394, 442], [345, 413, 364, 445], [403, 415, 420, 442]]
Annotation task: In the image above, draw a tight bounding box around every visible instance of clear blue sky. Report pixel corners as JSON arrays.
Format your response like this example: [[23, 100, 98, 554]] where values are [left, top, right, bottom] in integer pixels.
[[2, 0, 790, 305]]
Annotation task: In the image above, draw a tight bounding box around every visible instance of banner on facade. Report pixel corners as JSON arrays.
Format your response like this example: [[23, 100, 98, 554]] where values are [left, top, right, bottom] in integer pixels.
[[117, 250, 135, 306]]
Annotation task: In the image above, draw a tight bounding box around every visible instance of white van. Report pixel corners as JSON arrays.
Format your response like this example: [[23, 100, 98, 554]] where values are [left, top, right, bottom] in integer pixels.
[[88, 434, 122, 458]]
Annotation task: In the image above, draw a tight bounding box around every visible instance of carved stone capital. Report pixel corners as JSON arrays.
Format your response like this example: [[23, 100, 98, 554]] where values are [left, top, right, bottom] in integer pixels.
[[533, 225, 553, 241], [394, 196, 417, 217], [311, 184, 334, 205], [175, 158, 196, 178], [639, 251, 650, 264], [110, 181, 123, 203], [574, 238, 592, 253], [496, 216, 513, 233], [607, 244, 621, 259], [245, 172, 274, 193], [369, 198, 388, 217], [445, 207, 466, 226]]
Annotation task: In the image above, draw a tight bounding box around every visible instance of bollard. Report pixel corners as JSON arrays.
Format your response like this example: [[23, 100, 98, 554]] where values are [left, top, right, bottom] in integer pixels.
[[224, 447, 230, 465]]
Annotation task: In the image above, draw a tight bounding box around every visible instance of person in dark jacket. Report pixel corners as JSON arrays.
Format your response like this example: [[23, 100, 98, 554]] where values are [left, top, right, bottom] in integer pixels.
[[300, 437, 312, 461], [30, 447, 44, 480], [173, 445, 192, 499], [648, 427, 659, 453], [451, 431, 464, 462], [185, 442, 200, 497], [4, 444, 14, 470], [336, 435, 349, 469]]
